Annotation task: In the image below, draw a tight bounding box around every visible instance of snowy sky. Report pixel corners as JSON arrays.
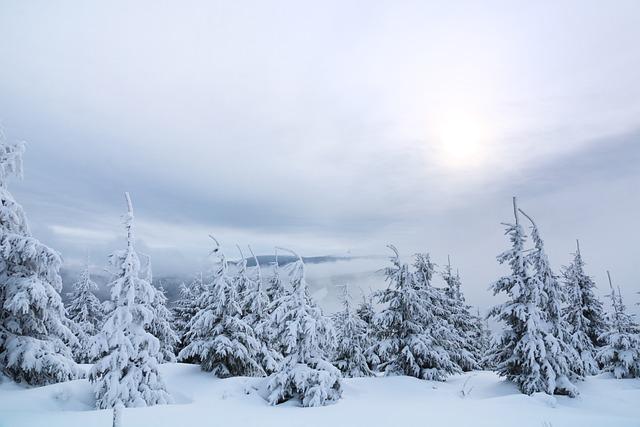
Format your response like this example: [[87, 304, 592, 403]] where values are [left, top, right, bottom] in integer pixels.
[[0, 1, 639, 312]]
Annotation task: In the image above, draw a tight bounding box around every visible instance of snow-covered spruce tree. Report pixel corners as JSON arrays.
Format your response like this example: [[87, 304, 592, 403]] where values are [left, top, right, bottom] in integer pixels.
[[178, 238, 263, 377], [89, 193, 171, 409], [149, 282, 178, 363], [0, 140, 78, 385], [356, 290, 379, 370], [267, 248, 341, 407], [440, 256, 482, 371], [561, 241, 604, 375], [473, 308, 492, 369], [172, 282, 191, 341], [413, 252, 475, 373], [263, 250, 291, 357], [66, 256, 104, 363], [520, 209, 580, 385], [172, 274, 206, 355], [237, 246, 281, 375], [597, 272, 640, 379], [266, 250, 288, 308], [562, 244, 604, 376], [486, 198, 577, 396], [332, 285, 373, 377], [442, 256, 462, 302], [372, 246, 460, 381]]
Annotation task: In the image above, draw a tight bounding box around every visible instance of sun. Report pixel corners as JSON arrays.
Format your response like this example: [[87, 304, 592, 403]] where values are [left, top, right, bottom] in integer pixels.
[[433, 111, 489, 170]]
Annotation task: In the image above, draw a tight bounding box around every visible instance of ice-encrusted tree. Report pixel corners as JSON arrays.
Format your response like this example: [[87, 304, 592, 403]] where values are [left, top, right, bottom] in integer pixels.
[[149, 282, 178, 363], [372, 247, 460, 381], [487, 198, 577, 396], [0, 140, 78, 385], [267, 248, 341, 407], [332, 285, 373, 377], [172, 274, 205, 355], [178, 237, 263, 377], [597, 272, 640, 379], [66, 256, 104, 363], [440, 256, 482, 371], [562, 241, 604, 375], [89, 193, 171, 409]]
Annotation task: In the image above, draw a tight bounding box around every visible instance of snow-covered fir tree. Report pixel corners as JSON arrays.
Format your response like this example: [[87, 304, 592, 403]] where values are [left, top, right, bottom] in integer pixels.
[[442, 256, 462, 301], [520, 209, 580, 385], [597, 272, 640, 379], [66, 256, 103, 363], [89, 193, 171, 409], [372, 247, 460, 381], [356, 290, 379, 370], [487, 198, 577, 396], [0, 140, 78, 385], [172, 274, 206, 355], [266, 250, 288, 307], [440, 256, 482, 371], [149, 281, 178, 363], [473, 308, 492, 369], [241, 247, 281, 375], [178, 238, 263, 377], [562, 241, 605, 375], [413, 252, 475, 373], [332, 285, 373, 377], [267, 248, 341, 407]]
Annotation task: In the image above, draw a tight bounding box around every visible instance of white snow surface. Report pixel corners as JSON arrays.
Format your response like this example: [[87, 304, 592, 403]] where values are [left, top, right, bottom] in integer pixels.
[[0, 363, 638, 427]]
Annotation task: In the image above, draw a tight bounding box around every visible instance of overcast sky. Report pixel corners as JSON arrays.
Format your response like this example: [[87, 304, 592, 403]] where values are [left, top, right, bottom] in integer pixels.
[[0, 0, 638, 312]]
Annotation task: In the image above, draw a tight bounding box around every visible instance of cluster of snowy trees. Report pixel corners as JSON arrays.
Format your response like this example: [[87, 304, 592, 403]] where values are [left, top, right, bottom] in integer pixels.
[[1, 139, 639, 412], [486, 197, 640, 397], [171, 242, 487, 406]]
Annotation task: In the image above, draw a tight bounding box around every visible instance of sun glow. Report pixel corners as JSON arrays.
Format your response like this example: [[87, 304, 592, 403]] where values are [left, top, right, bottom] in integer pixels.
[[433, 111, 490, 170]]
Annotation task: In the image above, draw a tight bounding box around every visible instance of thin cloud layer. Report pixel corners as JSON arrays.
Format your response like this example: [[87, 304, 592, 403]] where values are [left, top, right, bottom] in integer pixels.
[[0, 1, 638, 311]]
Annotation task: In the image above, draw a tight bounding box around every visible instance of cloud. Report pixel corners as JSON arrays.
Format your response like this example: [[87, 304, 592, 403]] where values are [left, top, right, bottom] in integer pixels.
[[0, 1, 638, 313]]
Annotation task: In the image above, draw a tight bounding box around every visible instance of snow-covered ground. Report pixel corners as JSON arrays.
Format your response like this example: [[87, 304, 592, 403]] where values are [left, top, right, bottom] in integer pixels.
[[0, 364, 638, 427]]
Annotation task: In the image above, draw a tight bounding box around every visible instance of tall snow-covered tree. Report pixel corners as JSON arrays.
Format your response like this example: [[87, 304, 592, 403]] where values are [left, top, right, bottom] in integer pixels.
[[562, 241, 604, 375], [356, 290, 379, 370], [473, 308, 492, 369], [0, 140, 78, 385], [89, 193, 171, 409], [266, 250, 287, 307], [242, 247, 281, 375], [172, 274, 205, 355], [372, 247, 460, 381], [597, 272, 640, 379], [149, 282, 178, 363], [267, 249, 341, 407], [487, 198, 577, 396], [178, 238, 263, 377], [520, 209, 580, 385], [442, 256, 462, 302], [66, 256, 104, 363], [440, 256, 482, 371], [562, 242, 608, 348], [332, 285, 373, 377]]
